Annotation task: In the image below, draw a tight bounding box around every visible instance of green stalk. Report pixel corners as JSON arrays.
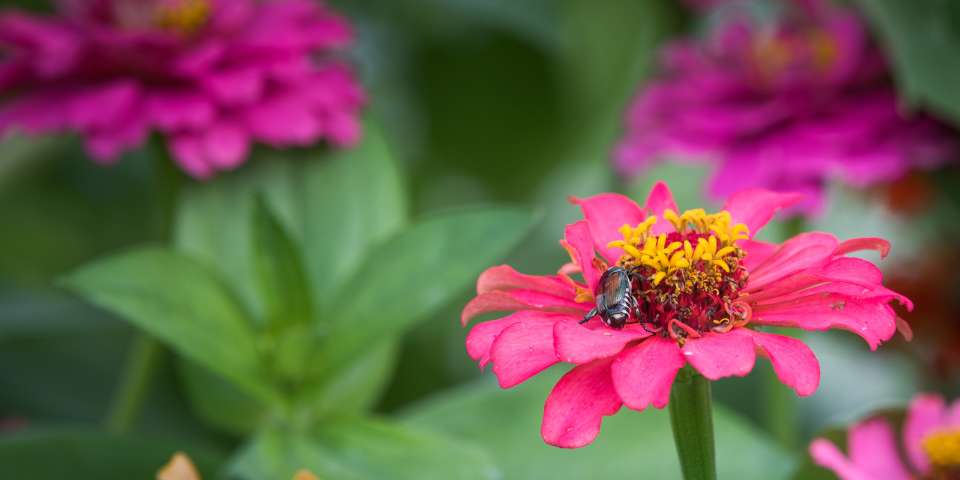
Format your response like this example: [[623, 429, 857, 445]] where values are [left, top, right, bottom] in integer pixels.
[[669, 367, 716, 480], [105, 140, 181, 433]]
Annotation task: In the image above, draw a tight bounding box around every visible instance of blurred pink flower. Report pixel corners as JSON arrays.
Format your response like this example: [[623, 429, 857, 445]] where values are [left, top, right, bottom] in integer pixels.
[[0, 0, 365, 179], [811, 393, 960, 479], [615, 0, 955, 213], [462, 182, 911, 448]]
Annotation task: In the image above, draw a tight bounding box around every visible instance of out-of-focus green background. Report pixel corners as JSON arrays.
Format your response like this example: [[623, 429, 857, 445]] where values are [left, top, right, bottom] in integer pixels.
[[2, 0, 959, 478]]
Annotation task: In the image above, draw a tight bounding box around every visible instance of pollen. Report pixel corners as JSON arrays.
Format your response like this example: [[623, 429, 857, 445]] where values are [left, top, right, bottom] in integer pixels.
[[606, 209, 751, 342], [923, 430, 960, 469], [155, 0, 210, 34]]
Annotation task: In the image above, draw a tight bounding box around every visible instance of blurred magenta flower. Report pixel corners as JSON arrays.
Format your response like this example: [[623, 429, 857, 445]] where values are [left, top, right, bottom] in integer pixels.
[[615, 0, 955, 213], [461, 182, 911, 448], [811, 393, 960, 479], [0, 0, 364, 178]]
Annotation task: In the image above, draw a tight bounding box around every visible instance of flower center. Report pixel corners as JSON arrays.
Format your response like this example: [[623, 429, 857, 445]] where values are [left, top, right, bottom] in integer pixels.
[[607, 209, 750, 344], [924, 429, 960, 478], [111, 0, 210, 34], [154, 0, 210, 34], [748, 28, 841, 86]]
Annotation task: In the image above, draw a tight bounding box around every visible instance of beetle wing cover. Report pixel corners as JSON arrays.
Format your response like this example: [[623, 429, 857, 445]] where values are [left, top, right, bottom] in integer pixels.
[[601, 270, 629, 310]]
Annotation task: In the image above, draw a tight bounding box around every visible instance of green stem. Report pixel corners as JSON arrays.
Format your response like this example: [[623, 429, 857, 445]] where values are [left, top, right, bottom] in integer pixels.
[[106, 335, 163, 432], [669, 368, 716, 480], [104, 140, 181, 433]]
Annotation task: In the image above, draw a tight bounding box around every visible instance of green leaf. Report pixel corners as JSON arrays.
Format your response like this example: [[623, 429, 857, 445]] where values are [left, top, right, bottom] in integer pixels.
[[174, 123, 406, 319], [178, 361, 268, 436], [226, 419, 498, 480], [856, 0, 960, 127], [308, 207, 535, 384], [225, 429, 364, 480], [172, 122, 408, 429], [251, 195, 313, 332], [0, 429, 224, 479], [312, 418, 499, 480], [403, 369, 795, 480], [60, 247, 275, 404], [287, 124, 407, 313]]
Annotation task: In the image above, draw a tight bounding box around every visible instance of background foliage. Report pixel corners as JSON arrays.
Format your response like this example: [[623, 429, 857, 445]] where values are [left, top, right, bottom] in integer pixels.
[[1, 0, 958, 478]]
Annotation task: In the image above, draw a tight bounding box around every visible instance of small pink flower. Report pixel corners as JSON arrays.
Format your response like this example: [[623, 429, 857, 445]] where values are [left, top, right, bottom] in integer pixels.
[[811, 393, 960, 479], [462, 182, 911, 448], [614, 0, 956, 213], [0, 0, 364, 179]]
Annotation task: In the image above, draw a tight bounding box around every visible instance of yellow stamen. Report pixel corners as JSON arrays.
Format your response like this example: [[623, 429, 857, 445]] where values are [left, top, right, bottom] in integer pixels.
[[923, 430, 960, 468], [155, 0, 210, 34]]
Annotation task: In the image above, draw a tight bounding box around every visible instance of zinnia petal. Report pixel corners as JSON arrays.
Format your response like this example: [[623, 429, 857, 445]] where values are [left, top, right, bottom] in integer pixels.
[[465, 311, 571, 369], [611, 336, 684, 411], [721, 189, 804, 238], [563, 221, 604, 291], [541, 358, 621, 448], [903, 393, 946, 474], [809, 438, 878, 480], [752, 294, 897, 350], [553, 319, 651, 365], [475, 265, 574, 298], [847, 418, 912, 480], [834, 237, 891, 258], [490, 317, 562, 388], [460, 290, 587, 326], [569, 193, 646, 263], [643, 181, 679, 234], [746, 232, 839, 290], [744, 330, 820, 396], [682, 329, 756, 380]]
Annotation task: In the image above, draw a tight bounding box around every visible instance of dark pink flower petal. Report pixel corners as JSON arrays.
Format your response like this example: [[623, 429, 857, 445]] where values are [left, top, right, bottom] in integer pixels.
[[643, 181, 680, 234], [721, 189, 803, 238], [490, 316, 562, 388], [466, 311, 574, 369], [323, 109, 362, 146], [746, 232, 839, 290], [753, 294, 897, 350], [67, 81, 140, 131], [682, 329, 756, 380], [244, 96, 321, 145], [740, 239, 779, 271], [809, 438, 876, 480], [203, 122, 250, 169], [903, 393, 946, 474], [201, 67, 264, 106], [460, 290, 587, 326], [834, 237, 890, 258], [569, 193, 646, 263], [465, 315, 517, 369], [611, 336, 684, 411], [553, 320, 651, 364], [563, 221, 603, 291], [169, 134, 214, 179], [745, 329, 820, 396], [476, 265, 574, 298], [847, 418, 912, 480], [541, 358, 621, 448], [147, 91, 215, 130]]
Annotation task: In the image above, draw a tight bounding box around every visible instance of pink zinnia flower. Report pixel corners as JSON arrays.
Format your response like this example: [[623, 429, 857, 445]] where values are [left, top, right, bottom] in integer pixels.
[[461, 182, 911, 448], [615, 0, 955, 213], [811, 393, 960, 479], [0, 0, 364, 178]]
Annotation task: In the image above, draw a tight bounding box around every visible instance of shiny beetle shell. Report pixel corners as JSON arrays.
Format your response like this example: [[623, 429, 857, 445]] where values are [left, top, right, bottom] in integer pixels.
[[580, 266, 640, 329]]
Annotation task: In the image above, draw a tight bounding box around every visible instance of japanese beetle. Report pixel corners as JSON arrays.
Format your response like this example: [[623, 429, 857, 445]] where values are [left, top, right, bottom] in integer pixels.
[[580, 266, 641, 329]]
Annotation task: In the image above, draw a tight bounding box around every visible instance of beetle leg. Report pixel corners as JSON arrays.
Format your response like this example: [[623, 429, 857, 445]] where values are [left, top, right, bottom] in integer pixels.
[[580, 307, 598, 324]]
